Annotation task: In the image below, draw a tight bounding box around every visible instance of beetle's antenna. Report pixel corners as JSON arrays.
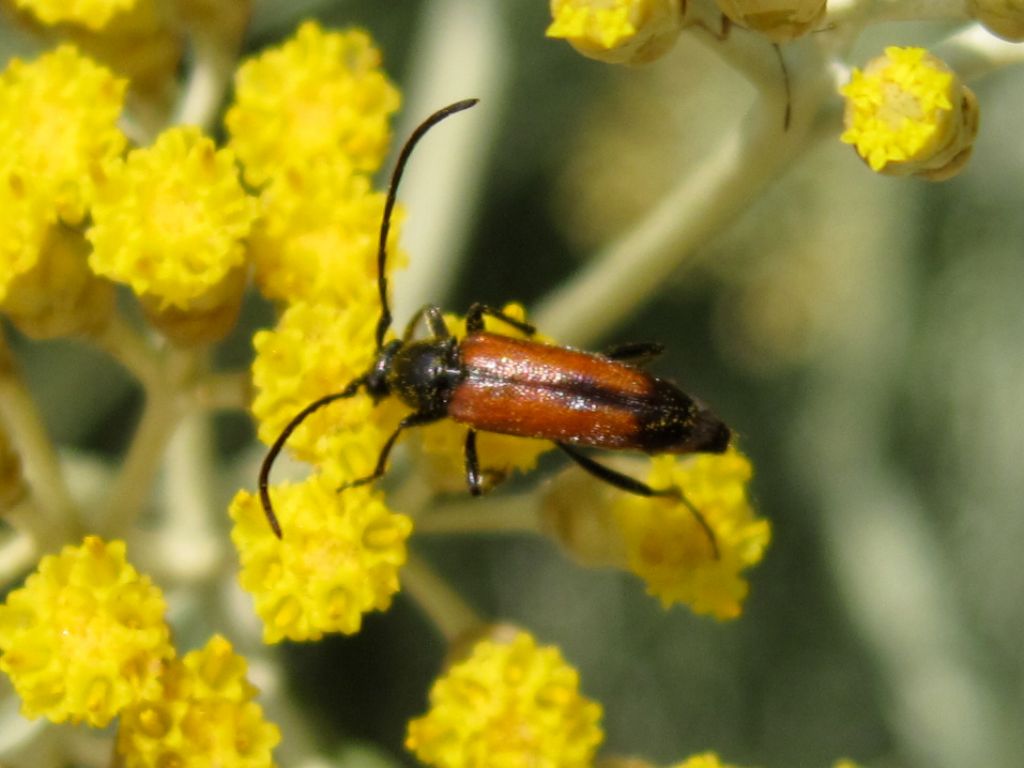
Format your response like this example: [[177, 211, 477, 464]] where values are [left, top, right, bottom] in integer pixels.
[[375, 98, 480, 350], [259, 378, 366, 538]]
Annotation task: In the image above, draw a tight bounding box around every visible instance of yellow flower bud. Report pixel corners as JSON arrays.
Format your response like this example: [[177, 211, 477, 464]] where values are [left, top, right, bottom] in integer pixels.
[[547, 0, 684, 65], [229, 475, 412, 643], [969, 0, 1024, 42], [226, 21, 400, 186], [0, 537, 173, 727], [715, 0, 827, 42], [12, 0, 137, 30], [87, 126, 259, 344], [407, 631, 604, 768], [0, 45, 127, 226], [61, 0, 182, 103], [1, 225, 114, 339], [841, 47, 979, 181], [117, 635, 281, 768]]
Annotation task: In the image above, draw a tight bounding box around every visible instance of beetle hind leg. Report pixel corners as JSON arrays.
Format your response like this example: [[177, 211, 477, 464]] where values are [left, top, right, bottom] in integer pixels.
[[556, 443, 720, 559]]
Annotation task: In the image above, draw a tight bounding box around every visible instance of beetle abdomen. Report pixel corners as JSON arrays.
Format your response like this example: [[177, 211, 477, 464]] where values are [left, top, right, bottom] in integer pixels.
[[450, 333, 729, 454]]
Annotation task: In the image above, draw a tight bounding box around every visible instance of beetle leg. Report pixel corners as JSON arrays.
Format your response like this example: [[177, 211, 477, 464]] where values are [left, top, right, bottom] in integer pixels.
[[403, 305, 450, 341], [340, 410, 444, 491], [556, 442, 719, 559], [465, 303, 536, 336], [464, 429, 483, 495], [604, 341, 665, 365]]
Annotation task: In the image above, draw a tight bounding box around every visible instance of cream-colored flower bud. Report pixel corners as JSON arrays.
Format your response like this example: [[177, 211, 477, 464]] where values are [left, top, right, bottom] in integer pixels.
[[1, 226, 114, 339], [539, 457, 642, 568], [715, 0, 827, 42], [139, 262, 247, 346], [0, 421, 27, 512], [969, 0, 1024, 42], [547, 0, 684, 65]]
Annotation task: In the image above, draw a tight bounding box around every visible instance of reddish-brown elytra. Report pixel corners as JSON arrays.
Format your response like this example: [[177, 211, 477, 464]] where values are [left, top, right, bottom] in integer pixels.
[[259, 99, 731, 553]]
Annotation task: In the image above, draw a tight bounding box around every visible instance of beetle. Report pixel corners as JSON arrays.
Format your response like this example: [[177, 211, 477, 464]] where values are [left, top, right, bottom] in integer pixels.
[[259, 99, 731, 552]]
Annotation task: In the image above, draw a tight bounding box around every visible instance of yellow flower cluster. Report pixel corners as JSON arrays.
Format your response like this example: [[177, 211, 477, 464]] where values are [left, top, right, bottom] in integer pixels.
[[0, 536, 172, 726], [249, 299, 402, 473], [0, 44, 126, 225], [118, 635, 281, 768], [230, 23, 412, 643], [612, 448, 770, 619], [0, 45, 126, 310], [0, 537, 280, 765], [406, 631, 604, 768], [414, 304, 555, 491], [229, 476, 413, 643], [88, 126, 259, 311], [0, 43, 267, 340], [13, 0, 138, 30], [547, 0, 684, 64], [226, 21, 401, 186], [840, 47, 978, 180], [250, 157, 404, 307]]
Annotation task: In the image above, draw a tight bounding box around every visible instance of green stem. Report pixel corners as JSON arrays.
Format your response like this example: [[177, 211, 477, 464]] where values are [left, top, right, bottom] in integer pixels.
[[96, 349, 201, 537], [0, 338, 79, 549], [192, 369, 250, 412], [414, 494, 541, 535], [533, 94, 827, 346], [89, 314, 162, 391], [0, 525, 37, 589], [936, 23, 1024, 81], [401, 554, 483, 643]]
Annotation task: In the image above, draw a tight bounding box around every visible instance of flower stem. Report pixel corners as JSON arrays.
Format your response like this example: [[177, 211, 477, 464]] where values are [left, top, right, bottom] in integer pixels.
[[96, 348, 201, 537], [533, 95, 827, 346], [936, 23, 1024, 81], [173, 0, 250, 130], [0, 335, 79, 549], [415, 494, 541, 535], [89, 314, 162, 391], [401, 554, 483, 643]]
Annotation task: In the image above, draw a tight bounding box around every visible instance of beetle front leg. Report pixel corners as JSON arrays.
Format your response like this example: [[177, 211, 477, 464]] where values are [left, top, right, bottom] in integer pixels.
[[465, 303, 536, 336], [556, 442, 719, 559], [340, 410, 443, 491], [403, 304, 450, 341]]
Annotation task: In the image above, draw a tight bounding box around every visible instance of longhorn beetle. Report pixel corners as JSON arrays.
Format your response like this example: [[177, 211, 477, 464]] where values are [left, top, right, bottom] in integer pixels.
[[259, 99, 732, 553]]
